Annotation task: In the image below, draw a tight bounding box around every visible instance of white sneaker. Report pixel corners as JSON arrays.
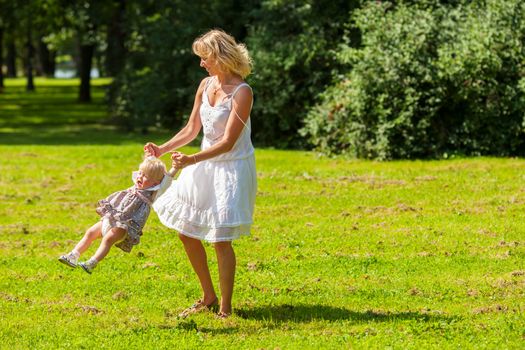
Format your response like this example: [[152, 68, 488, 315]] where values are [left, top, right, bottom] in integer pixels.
[[79, 260, 97, 274], [58, 253, 78, 268]]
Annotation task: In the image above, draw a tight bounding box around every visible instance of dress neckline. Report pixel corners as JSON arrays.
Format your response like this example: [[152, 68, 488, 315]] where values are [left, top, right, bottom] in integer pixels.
[[204, 77, 247, 108]]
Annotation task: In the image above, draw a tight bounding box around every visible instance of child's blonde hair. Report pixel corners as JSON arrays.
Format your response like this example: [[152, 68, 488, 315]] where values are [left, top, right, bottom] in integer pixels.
[[139, 157, 166, 184], [192, 29, 252, 79]]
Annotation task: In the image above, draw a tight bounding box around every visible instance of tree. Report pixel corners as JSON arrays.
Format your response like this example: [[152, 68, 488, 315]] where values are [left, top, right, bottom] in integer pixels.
[[105, 0, 126, 77], [42, 0, 112, 101], [3, 0, 58, 90], [25, 16, 35, 91], [14, 0, 39, 91], [0, 1, 7, 89], [0, 23, 4, 90], [246, 0, 360, 148], [6, 36, 17, 77], [37, 35, 56, 77], [109, 0, 259, 132], [0, 0, 19, 84], [66, 1, 104, 102]]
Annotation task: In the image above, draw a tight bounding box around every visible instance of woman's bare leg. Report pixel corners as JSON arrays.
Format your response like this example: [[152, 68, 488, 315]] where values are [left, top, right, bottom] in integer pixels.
[[179, 233, 217, 304], [214, 241, 236, 315]]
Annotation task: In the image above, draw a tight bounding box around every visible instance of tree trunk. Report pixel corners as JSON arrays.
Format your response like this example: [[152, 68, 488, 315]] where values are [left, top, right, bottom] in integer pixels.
[[79, 43, 95, 102], [35, 39, 44, 76], [26, 20, 35, 92], [49, 51, 56, 77], [0, 27, 4, 90], [105, 0, 127, 77], [7, 37, 16, 78], [38, 36, 56, 77]]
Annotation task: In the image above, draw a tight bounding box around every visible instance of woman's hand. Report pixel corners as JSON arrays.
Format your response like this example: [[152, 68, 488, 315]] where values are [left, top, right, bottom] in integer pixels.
[[171, 151, 197, 168], [144, 142, 161, 157]]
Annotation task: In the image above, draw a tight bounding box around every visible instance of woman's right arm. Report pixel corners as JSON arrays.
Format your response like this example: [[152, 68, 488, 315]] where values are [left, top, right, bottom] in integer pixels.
[[144, 78, 208, 157]]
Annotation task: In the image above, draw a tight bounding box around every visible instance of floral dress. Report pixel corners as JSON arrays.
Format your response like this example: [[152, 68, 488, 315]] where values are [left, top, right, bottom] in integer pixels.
[[96, 172, 162, 252]]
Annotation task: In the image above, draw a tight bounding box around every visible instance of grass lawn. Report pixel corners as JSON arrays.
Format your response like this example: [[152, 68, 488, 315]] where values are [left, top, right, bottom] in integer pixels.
[[0, 78, 524, 349]]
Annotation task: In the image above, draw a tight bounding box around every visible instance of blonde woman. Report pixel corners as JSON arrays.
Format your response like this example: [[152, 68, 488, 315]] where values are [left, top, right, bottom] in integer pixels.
[[144, 29, 256, 318]]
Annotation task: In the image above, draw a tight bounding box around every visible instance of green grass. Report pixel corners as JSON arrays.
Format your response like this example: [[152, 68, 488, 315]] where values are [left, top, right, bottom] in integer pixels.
[[0, 78, 171, 145], [0, 78, 524, 349]]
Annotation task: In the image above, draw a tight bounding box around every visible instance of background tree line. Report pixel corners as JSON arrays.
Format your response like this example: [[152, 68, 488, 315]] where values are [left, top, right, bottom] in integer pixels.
[[1, 0, 524, 159]]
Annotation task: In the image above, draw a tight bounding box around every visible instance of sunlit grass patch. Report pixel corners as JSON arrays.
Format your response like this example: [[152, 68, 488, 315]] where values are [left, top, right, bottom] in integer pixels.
[[0, 78, 524, 348]]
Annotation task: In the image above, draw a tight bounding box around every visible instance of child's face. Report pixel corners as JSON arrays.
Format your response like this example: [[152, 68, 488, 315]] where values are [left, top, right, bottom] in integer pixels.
[[135, 170, 160, 189]]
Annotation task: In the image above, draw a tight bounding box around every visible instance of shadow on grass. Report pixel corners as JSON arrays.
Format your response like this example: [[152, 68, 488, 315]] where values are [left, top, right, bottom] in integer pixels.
[[235, 303, 457, 323], [0, 78, 161, 146], [174, 320, 239, 335], [0, 126, 173, 146], [152, 304, 457, 336], [0, 84, 108, 127], [147, 318, 238, 335]]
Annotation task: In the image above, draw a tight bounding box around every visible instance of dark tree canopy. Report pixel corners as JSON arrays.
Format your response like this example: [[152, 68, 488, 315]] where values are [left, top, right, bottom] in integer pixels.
[[3, 0, 525, 158]]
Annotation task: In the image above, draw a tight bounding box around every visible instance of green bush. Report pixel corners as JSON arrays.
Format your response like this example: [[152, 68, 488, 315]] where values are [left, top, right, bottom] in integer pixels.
[[301, 0, 525, 159], [108, 0, 359, 147], [247, 0, 359, 148]]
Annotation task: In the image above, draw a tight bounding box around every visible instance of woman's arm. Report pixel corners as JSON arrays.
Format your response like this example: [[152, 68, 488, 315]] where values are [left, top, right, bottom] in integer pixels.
[[171, 85, 253, 168], [144, 78, 207, 157]]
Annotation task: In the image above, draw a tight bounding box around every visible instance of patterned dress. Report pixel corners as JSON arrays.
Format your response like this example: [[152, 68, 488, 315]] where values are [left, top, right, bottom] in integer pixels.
[[96, 172, 163, 252]]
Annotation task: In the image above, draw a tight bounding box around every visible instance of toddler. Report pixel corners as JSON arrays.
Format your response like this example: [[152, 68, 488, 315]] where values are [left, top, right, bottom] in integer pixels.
[[58, 157, 176, 274]]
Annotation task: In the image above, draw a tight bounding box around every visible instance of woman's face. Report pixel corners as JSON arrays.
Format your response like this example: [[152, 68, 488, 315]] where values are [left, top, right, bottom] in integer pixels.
[[200, 56, 219, 75]]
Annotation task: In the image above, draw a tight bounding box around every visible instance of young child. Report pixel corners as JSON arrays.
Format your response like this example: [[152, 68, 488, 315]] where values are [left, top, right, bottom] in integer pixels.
[[58, 157, 177, 274]]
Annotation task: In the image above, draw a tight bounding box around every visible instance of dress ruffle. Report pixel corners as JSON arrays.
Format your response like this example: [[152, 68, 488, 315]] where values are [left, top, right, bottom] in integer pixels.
[[153, 196, 252, 242], [153, 156, 256, 242]]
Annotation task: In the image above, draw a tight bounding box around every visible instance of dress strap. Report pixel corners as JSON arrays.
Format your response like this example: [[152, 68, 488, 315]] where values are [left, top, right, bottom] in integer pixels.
[[230, 83, 252, 131], [203, 77, 214, 97], [205, 77, 214, 89], [231, 83, 251, 98]]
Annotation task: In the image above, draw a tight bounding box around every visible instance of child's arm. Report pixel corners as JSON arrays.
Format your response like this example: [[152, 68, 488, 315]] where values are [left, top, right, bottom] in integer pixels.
[[152, 168, 179, 203], [167, 167, 179, 178]]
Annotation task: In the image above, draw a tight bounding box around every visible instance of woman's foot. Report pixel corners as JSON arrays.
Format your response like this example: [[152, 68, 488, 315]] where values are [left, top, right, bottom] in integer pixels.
[[178, 298, 218, 318], [216, 311, 231, 319]]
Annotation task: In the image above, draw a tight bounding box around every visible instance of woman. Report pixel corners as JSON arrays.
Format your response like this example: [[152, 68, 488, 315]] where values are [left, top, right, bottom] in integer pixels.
[[144, 29, 256, 319]]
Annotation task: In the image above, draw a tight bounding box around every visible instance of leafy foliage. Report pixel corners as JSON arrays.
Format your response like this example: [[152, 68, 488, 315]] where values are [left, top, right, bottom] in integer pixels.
[[246, 0, 359, 148], [301, 0, 525, 159], [109, 0, 258, 133], [6, 0, 525, 157], [110, 0, 358, 144]]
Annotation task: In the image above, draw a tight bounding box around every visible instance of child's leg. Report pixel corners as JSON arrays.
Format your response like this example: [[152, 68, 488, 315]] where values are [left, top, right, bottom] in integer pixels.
[[73, 222, 103, 255], [91, 227, 127, 262]]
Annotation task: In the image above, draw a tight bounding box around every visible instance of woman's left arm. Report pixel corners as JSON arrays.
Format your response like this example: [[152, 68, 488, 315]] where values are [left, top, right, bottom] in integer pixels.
[[172, 86, 253, 168]]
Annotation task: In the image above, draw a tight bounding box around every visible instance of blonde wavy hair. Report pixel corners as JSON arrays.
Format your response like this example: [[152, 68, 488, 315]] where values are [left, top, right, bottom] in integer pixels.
[[140, 157, 167, 184], [192, 29, 253, 79]]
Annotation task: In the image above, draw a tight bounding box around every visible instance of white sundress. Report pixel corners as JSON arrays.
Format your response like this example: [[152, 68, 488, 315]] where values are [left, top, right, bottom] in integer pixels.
[[153, 77, 257, 242]]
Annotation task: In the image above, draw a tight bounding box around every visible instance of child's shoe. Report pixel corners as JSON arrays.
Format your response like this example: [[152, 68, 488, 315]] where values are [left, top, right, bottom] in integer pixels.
[[58, 253, 78, 268], [79, 259, 97, 274]]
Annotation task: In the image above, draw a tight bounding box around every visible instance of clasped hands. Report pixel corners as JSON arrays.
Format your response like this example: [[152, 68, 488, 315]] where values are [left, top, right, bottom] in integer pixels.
[[143, 142, 196, 169]]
